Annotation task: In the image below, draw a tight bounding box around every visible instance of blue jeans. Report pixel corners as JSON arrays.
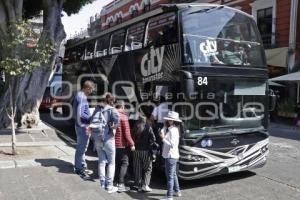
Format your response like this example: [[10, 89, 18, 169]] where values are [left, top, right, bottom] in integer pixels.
[[165, 158, 180, 198], [93, 133, 116, 188], [74, 125, 90, 171]]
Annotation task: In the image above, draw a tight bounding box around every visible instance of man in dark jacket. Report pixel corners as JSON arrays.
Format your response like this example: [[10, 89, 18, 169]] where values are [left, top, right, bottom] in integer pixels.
[[114, 100, 135, 192]]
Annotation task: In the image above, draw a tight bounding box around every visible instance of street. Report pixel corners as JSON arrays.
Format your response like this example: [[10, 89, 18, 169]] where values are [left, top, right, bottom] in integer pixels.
[[38, 112, 300, 200]]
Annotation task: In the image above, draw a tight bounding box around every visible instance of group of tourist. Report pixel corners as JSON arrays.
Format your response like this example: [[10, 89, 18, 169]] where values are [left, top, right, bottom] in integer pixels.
[[72, 80, 182, 200]]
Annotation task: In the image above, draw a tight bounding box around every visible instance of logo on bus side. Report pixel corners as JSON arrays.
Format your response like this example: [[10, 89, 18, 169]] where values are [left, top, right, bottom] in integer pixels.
[[141, 46, 165, 83]]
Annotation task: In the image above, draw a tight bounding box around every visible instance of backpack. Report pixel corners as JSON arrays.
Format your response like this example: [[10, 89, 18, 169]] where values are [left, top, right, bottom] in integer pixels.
[[90, 106, 108, 139], [90, 106, 115, 141]]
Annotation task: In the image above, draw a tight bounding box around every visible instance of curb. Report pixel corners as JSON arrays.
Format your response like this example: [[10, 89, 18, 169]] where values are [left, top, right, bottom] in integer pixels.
[[0, 141, 67, 147], [0, 158, 73, 169], [41, 121, 76, 146]]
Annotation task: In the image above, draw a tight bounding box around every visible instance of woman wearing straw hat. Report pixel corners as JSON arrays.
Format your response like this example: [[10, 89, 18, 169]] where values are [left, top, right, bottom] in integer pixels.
[[160, 111, 182, 200]]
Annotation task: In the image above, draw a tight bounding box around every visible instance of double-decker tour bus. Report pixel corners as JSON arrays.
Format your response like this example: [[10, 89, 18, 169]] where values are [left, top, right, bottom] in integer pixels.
[[62, 3, 269, 180]]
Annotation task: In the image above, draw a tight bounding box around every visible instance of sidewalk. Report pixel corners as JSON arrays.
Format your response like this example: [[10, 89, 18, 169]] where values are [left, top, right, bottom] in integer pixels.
[[0, 122, 81, 169], [0, 122, 165, 200]]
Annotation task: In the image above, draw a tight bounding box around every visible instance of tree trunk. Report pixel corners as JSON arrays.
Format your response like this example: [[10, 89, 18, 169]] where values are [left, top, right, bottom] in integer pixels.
[[0, 0, 66, 128], [9, 84, 17, 155]]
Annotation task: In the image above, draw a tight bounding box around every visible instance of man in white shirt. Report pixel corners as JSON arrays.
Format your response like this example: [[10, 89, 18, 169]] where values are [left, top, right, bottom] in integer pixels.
[[151, 96, 169, 127], [160, 111, 182, 200]]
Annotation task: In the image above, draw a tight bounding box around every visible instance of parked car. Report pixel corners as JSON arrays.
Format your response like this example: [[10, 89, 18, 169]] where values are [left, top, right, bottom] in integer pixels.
[[39, 86, 62, 112]]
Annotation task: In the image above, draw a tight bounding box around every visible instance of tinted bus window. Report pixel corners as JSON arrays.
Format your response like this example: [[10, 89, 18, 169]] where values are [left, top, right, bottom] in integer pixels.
[[110, 29, 125, 54], [76, 44, 85, 61], [125, 22, 145, 51], [95, 35, 109, 57], [64, 48, 74, 63], [146, 12, 177, 47], [85, 40, 96, 59]]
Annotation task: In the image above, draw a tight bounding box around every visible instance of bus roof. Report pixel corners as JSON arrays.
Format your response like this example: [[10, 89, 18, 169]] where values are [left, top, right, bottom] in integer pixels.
[[65, 3, 253, 49]]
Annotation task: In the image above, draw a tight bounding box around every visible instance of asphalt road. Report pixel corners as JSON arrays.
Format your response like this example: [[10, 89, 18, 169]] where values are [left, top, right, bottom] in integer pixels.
[[40, 112, 300, 200]]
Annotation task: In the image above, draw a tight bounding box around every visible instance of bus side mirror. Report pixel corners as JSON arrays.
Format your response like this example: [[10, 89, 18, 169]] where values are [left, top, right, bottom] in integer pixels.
[[269, 89, 277, 111], [184, 78, 195, 100], [179, 70, 195, 100]]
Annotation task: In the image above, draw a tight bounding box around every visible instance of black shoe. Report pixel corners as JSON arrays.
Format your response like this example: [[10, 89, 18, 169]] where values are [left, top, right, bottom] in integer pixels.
[[75, 169, 90, 179]]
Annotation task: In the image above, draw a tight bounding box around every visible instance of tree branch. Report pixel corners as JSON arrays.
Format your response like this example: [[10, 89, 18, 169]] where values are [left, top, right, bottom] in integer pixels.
[[0, 1, 8, 33], [13, 0, 23, 21], [2, 0, 16, 22], [6, 108, 12, 120]]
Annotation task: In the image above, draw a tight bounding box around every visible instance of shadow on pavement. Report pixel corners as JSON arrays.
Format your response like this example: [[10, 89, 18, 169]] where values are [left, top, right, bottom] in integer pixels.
[[179, 171, 256, 189], [269, 123, 300, 141], [35, 158, 75, 174], [123, 171, 256, 200], [35, 158, 102, 182]]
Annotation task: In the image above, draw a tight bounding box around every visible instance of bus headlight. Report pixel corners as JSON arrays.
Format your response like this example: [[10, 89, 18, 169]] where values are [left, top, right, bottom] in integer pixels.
[[201, 139, 213, 148]]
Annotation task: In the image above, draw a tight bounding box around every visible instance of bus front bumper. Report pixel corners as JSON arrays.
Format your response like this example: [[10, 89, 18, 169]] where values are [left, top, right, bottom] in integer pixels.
[[178, 138, 269, 180]]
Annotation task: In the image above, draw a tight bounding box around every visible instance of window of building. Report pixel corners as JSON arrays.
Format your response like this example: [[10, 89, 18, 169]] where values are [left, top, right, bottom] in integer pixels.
[[110, 29, 125, 54], [251, 0, 276, 48], [125, 22, 145, 51], [257, 7, 273, 47], [146, 12, 177, 47], [95, 35, 110, 57]]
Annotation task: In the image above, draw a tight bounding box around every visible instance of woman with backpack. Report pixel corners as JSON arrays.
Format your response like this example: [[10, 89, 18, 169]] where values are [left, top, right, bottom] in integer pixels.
[[132, 116, 156, 192], [89, 93, 120, 193]]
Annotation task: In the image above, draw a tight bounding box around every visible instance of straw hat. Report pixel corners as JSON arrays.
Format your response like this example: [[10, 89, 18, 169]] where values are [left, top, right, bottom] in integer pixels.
[[164, 111, 182, 122]]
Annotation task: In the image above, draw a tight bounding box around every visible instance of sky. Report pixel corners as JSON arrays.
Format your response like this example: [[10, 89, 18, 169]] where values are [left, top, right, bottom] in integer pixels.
[[62, 0, 112, 38]]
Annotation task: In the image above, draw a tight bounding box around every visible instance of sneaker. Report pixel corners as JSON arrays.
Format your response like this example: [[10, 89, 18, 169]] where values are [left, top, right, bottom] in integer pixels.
[[83, 168, 93, 175], [174, 191, 182, 197], [117, 183, 128, 192], [75, 170, 90, 179], [142, 185, 152, 192], [100, 181, 106, 189], [107, 186, 118, 194]]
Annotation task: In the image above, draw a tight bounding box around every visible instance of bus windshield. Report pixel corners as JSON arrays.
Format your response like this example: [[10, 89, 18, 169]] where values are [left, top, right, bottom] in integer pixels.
[[181, 6, 265, 67], [183, 78, 267, 137]]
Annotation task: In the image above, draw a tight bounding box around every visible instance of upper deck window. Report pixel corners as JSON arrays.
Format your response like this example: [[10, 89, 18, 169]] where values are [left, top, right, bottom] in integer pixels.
[[66, 44, 84, 62], [85, 40, 96, 60], [181, 7, 265, 68], [110, 29, 125, 54], [146, 12, 177, 47], [95, 35, 109, 57], [125, 22, 145, 51]]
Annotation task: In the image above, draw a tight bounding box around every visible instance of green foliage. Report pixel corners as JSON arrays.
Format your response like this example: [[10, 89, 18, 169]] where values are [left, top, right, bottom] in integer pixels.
[[23, 0, 95, 19], [0, 21, 54, 76]]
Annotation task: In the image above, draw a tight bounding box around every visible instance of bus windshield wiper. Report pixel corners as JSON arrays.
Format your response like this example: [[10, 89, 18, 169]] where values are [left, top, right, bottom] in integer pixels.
[[190, 125, 264, 144], [191, 125, 237, 144], [202, 125, 236, 131], [229, 126, 265, 135]]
